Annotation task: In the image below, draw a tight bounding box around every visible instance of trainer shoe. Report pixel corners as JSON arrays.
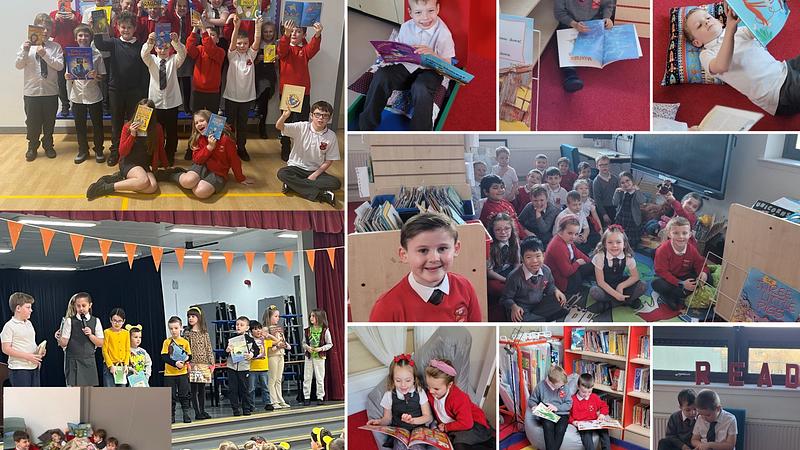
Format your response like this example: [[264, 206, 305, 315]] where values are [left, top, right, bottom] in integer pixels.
[[75, 149, 89, 164], [319, 190, 336, 207], [264, 404, 275, 411], [94, 150, 106, 163], [107, 151, 119, 166]]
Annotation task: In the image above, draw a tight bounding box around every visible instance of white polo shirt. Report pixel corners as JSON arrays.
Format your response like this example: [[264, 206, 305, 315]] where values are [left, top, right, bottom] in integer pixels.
[[224, 48, 258, 102], [0, 317, 38, 370], [693, 409, 737, 447], [282, 122, 341, 172]]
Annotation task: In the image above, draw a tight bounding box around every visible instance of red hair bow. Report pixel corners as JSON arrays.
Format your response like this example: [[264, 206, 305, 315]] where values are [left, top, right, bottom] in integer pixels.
[[393, 353, 414, 366]]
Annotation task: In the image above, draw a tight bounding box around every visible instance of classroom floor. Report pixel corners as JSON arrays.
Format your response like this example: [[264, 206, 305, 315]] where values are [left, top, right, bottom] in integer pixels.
[[0, 130, 344, 211]]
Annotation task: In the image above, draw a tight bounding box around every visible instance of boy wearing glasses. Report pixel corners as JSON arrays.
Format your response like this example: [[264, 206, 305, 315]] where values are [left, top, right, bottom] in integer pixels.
[[276, 100, 340, 206]]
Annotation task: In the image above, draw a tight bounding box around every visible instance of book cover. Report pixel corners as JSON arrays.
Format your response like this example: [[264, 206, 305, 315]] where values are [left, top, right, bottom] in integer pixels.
[[91, 7, 111, 35], [127, 371, 149, 387], [155, 22, 172, 49], [28, 25, 46, 46], [113, 365, 127, 384], [698, 105, 763, 131], [499, 14, 535, 70], [229, 334, 248, 364], [36, 340, 47, 355], [236, 0, 260, 20], [558, 22, 642, 69], [203, 113, 226, 140], [727, 0, 790, 47], [371, 40, 422, 64], [280, 84, 306, 112], [358, 425, 453, 450], [169, 340, 189, 362], [420, 54, 474, 84], [142, 0, 162, 9], [734, 268, 800, 321], [65, 47, 94, 79], [190, 9, 202, 27], [57, 0, 73, 13], [499, 14, 536, 129], [133, 104, 153, 133], [188, 362, 212, 383], [573, 418, 623, 430], [284, 1, 322, 27], [263, 43, 276, 62], [532, 402, 561, 423], [571, 327, 585, 350]]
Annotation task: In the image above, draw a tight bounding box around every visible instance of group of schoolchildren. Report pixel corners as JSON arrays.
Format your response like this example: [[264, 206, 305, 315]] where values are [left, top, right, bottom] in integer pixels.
[[215, 427, 344, 450], [17, 1, 340, 205], [11, 428, 133, 450], [1, 291, 333, 424], [659, 388, 738, 450]]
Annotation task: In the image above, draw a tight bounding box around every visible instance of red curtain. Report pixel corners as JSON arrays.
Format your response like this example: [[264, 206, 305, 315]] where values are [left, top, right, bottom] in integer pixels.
[[314, 232, 344, 401], [15, 210, 344, 234]]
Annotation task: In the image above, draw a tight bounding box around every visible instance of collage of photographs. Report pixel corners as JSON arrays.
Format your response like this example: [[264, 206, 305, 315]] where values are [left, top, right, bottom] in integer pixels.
[[0, 1, 798, 450]]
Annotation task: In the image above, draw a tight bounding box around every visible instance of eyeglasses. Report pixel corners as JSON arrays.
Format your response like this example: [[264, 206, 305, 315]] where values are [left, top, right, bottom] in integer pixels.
[[311, 112, 331, 119], [111, 318, 125, 324]]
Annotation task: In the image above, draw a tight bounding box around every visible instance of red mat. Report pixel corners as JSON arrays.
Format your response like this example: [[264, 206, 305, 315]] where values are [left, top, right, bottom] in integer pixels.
[[653, 0, 800, 130], [348, 410, 379, 450], [537, 37, 650, 131], [443, 53, 498, 131]]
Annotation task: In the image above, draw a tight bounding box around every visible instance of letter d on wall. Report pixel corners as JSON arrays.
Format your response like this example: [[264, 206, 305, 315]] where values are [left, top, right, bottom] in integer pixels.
[[696, 361, 711, 385]]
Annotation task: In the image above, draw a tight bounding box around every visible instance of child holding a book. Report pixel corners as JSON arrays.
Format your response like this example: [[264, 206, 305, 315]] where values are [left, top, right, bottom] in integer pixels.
[[57, 292, 104, 386], [50, 3, 83, 117], [425, 359, 495, 450], [652, 216, 709, 311], [518, 185, 560, 247], [492, 146, 518, 203], [224, 14, 263, 162], [264, 305, 291, 409], [277, 19, 322, 160], [65, 25, 107, 164], [554, 0, 616, 92], [691, 389, 737, 450], [275, 101, 341, 206], [544, 215, 595, 296], [367, 354, 433, 449], [557, 157, 578, 190], [613, 171, 645, 249], [17, 13, 64, 162], [658, 388, 697, 450], [1, 293, 44, 387], [644, 191, 704, 238], [255, 20, 278, 139], [592, 155, 619, 227], [479, 175, 527, 238], [226, 315, 259, 416], [166, 0, 203, 116], [184, 307, 214, 419], [302, 309, 333, 406], [370, 212, 482, 323], [101, 308, 130, 387], [162, 315, 193, 423], [501, 236, 568, 322], [185, 23, 225, 159], [530, 365, 573, 450], [127, 324, 152, 387], [544, 167, 568, 209], [137, 0, 180, 42], [589, 224, 646, 312], [569, 373, 612, 450], [248, 320, 274, 410], [358, 0, 455, 131]]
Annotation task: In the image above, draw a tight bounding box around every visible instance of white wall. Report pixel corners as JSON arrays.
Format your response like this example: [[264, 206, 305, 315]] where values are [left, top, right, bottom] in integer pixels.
[[4, 387, 81, 438], [160, 261, 213, 328]]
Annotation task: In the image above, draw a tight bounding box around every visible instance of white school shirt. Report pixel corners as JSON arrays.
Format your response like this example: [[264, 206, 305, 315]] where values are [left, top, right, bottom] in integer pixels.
[[554, 208, 589, 236], [591, 252, 636, 271], [433, 389, 456, 424], [693, 409, 737, 446], [700, 27, 787, 115], [492, 165, 518, 201], [61, 314, 105, 344], [16, 40, 64, 97], [407, 272, 451, 303], [67, 47, 107, 104], [0, 318, 38, 370], [282, 122, 341, 171], [141, 41, 187, 109], [547, 185, 568, 209], [380, 387, 429, 410], [224, 48, 258, 102], [394, 18, 456, 73]]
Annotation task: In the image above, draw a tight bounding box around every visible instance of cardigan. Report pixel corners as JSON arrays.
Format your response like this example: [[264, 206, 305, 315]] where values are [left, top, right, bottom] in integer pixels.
[[544, 234, 589, 292], [192, 134, 246, 182], [612, 189, 645, 225], [426, 384, 490, 432]]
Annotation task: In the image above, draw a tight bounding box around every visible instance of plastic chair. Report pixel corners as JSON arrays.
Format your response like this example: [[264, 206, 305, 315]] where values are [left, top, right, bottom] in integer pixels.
[[560, 144, 581, 173], [727, 408, 746, 450]]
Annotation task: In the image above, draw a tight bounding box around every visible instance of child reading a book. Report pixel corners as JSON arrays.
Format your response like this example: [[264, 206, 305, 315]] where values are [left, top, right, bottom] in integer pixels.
[[86, 99, 169, 200], [501, 236, 568, 322], [358, 0, 455, 131], [275, 101, 341, 206], [66, 25, 107, 164], [127, 324, 152, 387], [277, 19, 322, 160], [50, 3, 83, 117], [479, 175, 527, 238], [589, 225, 646, 312], [224, 14, 263, 162], [248, 320, 273, 410], [658, 388, 697, 450], [685, 3, 800, 116], [255, 21, 278, 139], [226, 316, 259, 416], [184, 307, 214, 419], [370, 212, 483, 323], [425, 359, 494, 450], [185, 24, 225, 159], [652, 216, 710, 311], [519, 186, 560, 247], [569, 373, 612, 450], [554, 0, 616, 92], [492, 146, 518, 203], [17, 13, 64, 162], [530, 365, 573, 450], [544, 167, 568, 209], [592, 155, 618, 227], [162, 315, 193, 423], [487, 213, 521, 311], [1, 292, 44, 387], [557, 157, 578, 190], [101, 308, 130, 387], [613, 171, 645, 249], [691, 389, 737, 450], [263, 304, 291, 409], [57, 292, 104, 386], [544, 215, 595, 296], [367, 354, 434, 449], [302, 309, 333, 406], [513, 169, 543, 214]]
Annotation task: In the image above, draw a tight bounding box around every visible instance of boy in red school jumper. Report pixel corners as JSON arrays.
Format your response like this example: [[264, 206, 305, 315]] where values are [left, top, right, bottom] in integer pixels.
[[544, 215, 594, 296], [50, 3, 82, 117], [137, 1, 180, 42], [479, 174, 528, 238], [569, 373, 612, 450], [185, 23, 225, 122], [652, 216, 709, 311], [369, 213, 482, 323]]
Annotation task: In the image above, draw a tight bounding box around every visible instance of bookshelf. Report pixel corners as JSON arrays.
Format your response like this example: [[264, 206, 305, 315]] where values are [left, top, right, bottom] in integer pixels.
[[563, 326, 651, 446]]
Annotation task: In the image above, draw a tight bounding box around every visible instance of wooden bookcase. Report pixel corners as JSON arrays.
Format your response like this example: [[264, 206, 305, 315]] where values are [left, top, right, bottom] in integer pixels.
[[562, 326, 651, 446]]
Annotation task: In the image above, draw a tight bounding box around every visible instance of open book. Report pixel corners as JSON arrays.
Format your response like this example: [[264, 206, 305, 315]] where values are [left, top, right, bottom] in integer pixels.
[[727, 0, 790, 47], [698, 105, 763, 131], [359, 425, 453, 450], [371, 41, 475, 84], [558, 21, 642, 68], [574, 418, 623, 431], [532, 402, 561, 423]]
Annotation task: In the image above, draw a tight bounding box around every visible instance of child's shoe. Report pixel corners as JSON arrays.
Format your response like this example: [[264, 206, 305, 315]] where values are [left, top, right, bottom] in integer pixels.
[[563, 76, 584, 93], [184, 148, 193, 160], [264, 404, 275, 411], [75, 148, 89, 164], [303, 398, 311, 406], [25, 148, 37, 162], [86, 180, 115, 200], [107, 151, 119, 166], [45, 147, 57, 158], [233, 409, 242, 416], [238, 149, 251, 162], [94, 149, 106, 163], [318, 191, 335, 207]]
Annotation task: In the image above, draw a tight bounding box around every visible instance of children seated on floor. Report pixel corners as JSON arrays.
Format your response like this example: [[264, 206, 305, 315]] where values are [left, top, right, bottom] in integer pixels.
[[501, 236, 568, 322], [652, 216, 709, 311], [658, 388, 697, 450]]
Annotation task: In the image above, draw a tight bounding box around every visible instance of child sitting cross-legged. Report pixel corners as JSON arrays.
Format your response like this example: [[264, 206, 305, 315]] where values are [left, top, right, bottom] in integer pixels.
[[569, 373, 612, 450], [501, 236, 568, 322], [588, 225, 646, 313], [652, 216, 709, 311]]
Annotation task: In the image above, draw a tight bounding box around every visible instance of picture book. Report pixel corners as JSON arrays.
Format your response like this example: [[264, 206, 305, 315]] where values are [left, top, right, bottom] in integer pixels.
[[734, 268, 800, 322], [203, 113, 226, 140], [573, 418, 623, 431], [557, 21, 642, 69], [370, 41, 475, 84], [190, 8, 202, 27], [263, 43, 276, 63], [570, 327, 585, 350], [91, 7, 111, 35], [169, 339, 189, 362], [499, 14, 536, 129], [65, 47, 94, 79], [236, 0, 261, 20], [358, 425, 453, 450], [155, 22, 172, 49], [727, 0, 790, 47], [28, 25, 46, 46], [188, 362, 212, 383], [133, 104, 153, 134], [499, 14, 535, 70], [113, 365, 127, 384], [698, 105, 763, 131], [141, 0, 162, 9], [57, 0, 73, 13], [229, 334, 248, 364], [280, 84, 306, 112], [752, 199, 795, 219], [283, 1, 322, 27], [36, 340, 47, 355], [532, 402, 561, 423], [127, 371, 149, 387]]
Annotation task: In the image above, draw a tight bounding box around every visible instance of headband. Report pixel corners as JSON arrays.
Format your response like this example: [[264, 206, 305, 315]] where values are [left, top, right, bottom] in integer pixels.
[[277, 443, 291, 450], [311, 427, 330, 445], [187, 307, 202, 315], [125, 324, 143, 332], [607, 224, 626, 233], [393, 353, 414, 366], [429, 359, 457, 377]]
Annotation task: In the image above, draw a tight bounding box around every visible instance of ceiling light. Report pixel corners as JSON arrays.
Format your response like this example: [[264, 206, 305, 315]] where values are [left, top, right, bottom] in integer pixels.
[[80, 252, 140, 258], [169, 226, 235, 235], [19, 266, 78, 271], [17, 219, 97, 228], [278, 232, 298, 239], [0, 249, 11, 254], [183, 254, 226, 260]]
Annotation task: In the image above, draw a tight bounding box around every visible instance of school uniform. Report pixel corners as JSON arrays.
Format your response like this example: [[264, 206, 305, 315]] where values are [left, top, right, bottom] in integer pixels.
[[480, 199, 526, 238], [118, 122, 168, 177], [66, 47, 106, 159], [277, 122, 342, 201], [546, 185, 568, 209], [0, 317, 40, 387], [592, 174, 619, 225], [427, 385, 494, 450], [370, 272, 482, 322], [141, 40, 186, 164], [513, 185, 534, 214], [223, 47, 258, 156], [185, 30, 225, 112], [191, 134, 245, 193], [380, 387, 429, 450], [303, 326, 332, 402], [569, 391, 611, 450], [501, 264, 566, 322], [518, 201, 560, 247], [16, 39, 64, 156], [277, 34, 321, 159], [658, 411, 696, 450], [544, 234, 594, 295], [560, 171, 578, 191], [166, 0, 203, 113], [492, 165, 518, 202], [50, 10, 82, 112], [693, 409, 737, 448], [652, 240, 710, 310], [613, 189, 645, 248], [530, 379, 573, 450], [226, 333, 260, 415], [161, 336, 192, 421], [62, 315, 104, 386], [589, 252, 646, 311]]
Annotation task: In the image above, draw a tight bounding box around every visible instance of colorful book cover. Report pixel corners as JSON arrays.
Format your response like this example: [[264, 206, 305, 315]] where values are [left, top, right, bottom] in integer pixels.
[[263, 43, 276, 63], [229, 334, 248, 364], [188, 363, 212, 383], [358, 425, 453, 450], [57, 0, 73, 13], [236, 0, 260, 20], [499, 14, 535, 70], [371, 40, 421, 64], [190, 9, 202, 27], [571, 327, 585, 350], [280, 84, 306, 112], [91, 7, 111, 35], [133, 104, 154, 133], [574, 418, 623, 430], [142, 0, 162, 9], [28, 25, 45, 46], [113, 365, 127, 384], [155, 22, 171, 49], [203, 113, 226, 140], [65, 47, 94, 79], [558, 21, 642, 68], [169, 340, 189, 362], [532, 402, 561, 423], [283, 1, 322, 27], [127, 371, 149, 387], [734, 268, 800, 322], [727, 0, 790, 47]]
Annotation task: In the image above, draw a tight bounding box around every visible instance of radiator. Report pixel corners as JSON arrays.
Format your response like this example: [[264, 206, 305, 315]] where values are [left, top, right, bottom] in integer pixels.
[[654, 414, 800, 449], [654, 413, 669, 445], [348, 150, 370, 199]]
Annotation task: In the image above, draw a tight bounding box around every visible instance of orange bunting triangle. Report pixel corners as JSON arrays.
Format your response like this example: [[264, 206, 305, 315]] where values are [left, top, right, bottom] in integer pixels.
[[98, 239, 112, 264], [305, 249, 316, 272], [326, 248, 336, 269], [39, 228, 56, 256], [265, 252, 276, 273], [7, 220, 23, 250], [151, 246, 164, 272], [174, 248, 185, 269], [244, 252, 255, 272], [283, 251, 294, 272], [224, 252, 234, 272], [201, 251, 210, 273], [124, 242, 137, 269], [69, 234, 85, 261]]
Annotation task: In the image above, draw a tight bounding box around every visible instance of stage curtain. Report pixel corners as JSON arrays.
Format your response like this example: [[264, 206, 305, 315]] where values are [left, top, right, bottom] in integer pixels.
[[313, 232, 344, 401]]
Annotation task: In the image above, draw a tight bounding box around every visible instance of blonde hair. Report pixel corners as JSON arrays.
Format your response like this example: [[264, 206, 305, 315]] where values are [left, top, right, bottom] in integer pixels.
[[217, 442, 239, 450], [189, 109, 234, 150], [547, 365, 567, 384], [666, 216, 691, 235], [594, 225, 634, 258]]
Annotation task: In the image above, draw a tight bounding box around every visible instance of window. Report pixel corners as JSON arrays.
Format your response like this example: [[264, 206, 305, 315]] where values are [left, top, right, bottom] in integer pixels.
[[783, 135, 800, 161]]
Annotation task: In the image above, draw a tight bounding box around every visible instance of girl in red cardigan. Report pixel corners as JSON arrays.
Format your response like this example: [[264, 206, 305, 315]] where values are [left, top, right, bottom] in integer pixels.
[[543, 215, 595, 295], [425, 359, 494, 450], [569, 373, 612, 450]]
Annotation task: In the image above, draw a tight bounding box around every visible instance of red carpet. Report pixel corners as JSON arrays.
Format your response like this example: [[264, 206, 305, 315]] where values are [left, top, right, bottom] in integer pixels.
[[537, 37, 650, 131], [443, 54, 498, 131], [653, 0, 800, 130], [348, 410, 379, 450]]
